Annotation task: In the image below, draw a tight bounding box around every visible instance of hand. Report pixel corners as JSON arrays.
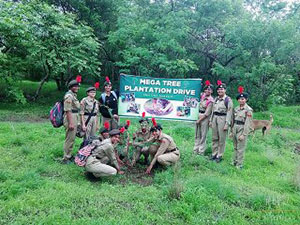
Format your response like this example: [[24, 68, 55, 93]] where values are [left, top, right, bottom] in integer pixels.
[[229, 133, 233, 139], [196, 119, 201, 124], [209, 122, 212, 128], [146, 166, 152, 174], [68, 123, 75, 130], [223, 124, 228, 131], [238, 135, 245, 141], [113, 114, 119, 120], [82, 125, 87, 131], [118, 170, 125, 175], [132, 133, 137, 139]]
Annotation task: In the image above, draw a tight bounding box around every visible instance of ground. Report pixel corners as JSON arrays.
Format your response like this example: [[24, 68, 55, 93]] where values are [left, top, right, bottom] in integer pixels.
[[0, 81, 300, 225]]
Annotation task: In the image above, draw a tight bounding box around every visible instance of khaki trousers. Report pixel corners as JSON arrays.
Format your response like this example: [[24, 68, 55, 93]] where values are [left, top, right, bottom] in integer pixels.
[[63, 113, 78, 160], [85, 160, 117, 177], [232, 124, 248, 166], [84, 115, 98, 139], [102, 116, 119, 130], [193, 115, 210, 154], [157, 151, 180, 166], [212, 115, 228, 158]]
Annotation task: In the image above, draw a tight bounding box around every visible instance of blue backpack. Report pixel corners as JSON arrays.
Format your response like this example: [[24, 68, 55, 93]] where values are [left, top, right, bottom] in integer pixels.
[[49, 101, 64, 128]]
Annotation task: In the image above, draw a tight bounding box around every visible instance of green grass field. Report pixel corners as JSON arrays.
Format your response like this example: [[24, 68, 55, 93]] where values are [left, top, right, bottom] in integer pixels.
[[0, 81, 300, 224]]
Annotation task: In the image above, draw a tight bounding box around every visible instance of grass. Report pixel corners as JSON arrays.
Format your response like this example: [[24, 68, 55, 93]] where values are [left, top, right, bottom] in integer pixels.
[[0, 81, 300, 224]]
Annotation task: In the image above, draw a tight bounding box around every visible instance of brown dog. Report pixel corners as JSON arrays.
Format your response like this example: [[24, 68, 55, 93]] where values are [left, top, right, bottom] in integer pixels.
[[251, 115, 273, 136]]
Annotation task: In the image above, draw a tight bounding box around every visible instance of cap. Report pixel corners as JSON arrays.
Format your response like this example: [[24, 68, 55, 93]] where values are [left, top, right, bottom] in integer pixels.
[[86, 87, 96, 93], [68, 80, 80, 89], [99, 127, 109, 134], [203, 80, 213, 90], [216, 80, 226, 90], [236, 86, 249, 100], [150, 123, 163, 132], [109, 129, 120, 136]]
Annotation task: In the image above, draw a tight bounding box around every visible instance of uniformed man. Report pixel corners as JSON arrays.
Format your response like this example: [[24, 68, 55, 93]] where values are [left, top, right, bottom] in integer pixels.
[[231, 86, 253, 169], [99, 76, 119, 130], [146, 120, 180, 174], [85, 129, 125, 177], [193, 80, 214, 155], [62, 79, 81, 164], [131, 112, 151, 166], [80, 86, 100, 139], [209, 80, 233, 163]]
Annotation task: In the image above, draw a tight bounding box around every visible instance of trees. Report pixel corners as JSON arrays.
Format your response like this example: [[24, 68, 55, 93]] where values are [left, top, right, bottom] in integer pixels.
[[0, 0, 100, 101]]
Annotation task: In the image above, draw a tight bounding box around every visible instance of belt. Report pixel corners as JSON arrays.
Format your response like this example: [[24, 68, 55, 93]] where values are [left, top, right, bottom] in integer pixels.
[[234, 120, 245, 125], [214, 112, 227, 116], [199, 110, 205, 113], [72, 110, 79, 113], [169, 147, 179, 153], [84, 112, 97, 116]]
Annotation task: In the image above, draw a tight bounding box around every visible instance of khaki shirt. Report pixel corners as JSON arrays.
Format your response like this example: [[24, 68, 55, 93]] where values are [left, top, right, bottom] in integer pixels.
[[211, 95, 233, 125], [80, 97, 99, 115], [233, 104, 253, 136], [88, 139, 118, 168], [199, 94, 214, 117], [63, 90, 80, 112], [154, 133, 178, 157], [132, 129, 151, 147]]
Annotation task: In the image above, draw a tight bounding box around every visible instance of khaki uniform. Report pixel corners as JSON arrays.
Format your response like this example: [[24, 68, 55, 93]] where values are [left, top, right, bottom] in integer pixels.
[[150, 133, 180, 166], [85, 139, 119, 177], [132, 129, 151, 164], [194, 94, 213, 154], [80, 97, 100, 139], [210, 95, 233, 158], [232, 104, 253, 166], [63, 90, 80, 160]]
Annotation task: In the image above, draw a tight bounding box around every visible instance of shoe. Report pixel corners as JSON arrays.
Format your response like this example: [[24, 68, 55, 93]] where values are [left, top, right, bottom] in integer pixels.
[[61, 159, 72, 164], [215, 157, 223, 163], [210, 155, 217, 161], [231, 161, 237, 166], [69, 156, 75, 162], [236, 165, 243, 170]]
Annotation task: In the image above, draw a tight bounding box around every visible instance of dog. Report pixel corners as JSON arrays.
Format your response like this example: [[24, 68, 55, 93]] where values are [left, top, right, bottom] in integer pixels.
[[251, 115, 273, 136]]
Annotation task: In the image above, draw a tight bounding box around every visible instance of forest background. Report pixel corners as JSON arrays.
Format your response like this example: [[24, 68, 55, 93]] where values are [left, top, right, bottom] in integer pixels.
[[1, 0, 299, 111]]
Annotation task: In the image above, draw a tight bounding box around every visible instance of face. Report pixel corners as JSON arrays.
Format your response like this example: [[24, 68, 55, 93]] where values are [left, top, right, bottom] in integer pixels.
[[151, 129, 161, 139], [104, 84, 112, 92], [102, 132, 109, 139], [87, 90, 96, 98], [140, 121, 149, 133], [204, 88, 212, 96], [111, 135, 120, 144], [217, 87, 225, 97], [238, 97, 247, 105], [71, 85, 80, 93]]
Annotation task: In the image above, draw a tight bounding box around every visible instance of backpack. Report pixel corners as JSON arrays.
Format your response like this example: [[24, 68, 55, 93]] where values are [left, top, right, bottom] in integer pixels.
[[49, 101, 64, 128], [79, 135, 100, 149], [75, 144, 97, 167], [101, 91, 118, 103]]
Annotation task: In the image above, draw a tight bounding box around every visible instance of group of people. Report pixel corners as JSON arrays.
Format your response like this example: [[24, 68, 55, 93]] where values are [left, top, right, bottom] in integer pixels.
[[61, 77, 180, 177], [194, 80, 253, 169]]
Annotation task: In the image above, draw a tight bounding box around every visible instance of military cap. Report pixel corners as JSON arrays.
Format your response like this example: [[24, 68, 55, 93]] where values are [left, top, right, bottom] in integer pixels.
[[99, 127, 109, 134], [139, 112, 149, 123], [104, 76, 112, 87], [203, 80, 213, 90], [86, 87, 96, 93], [150, 123, 163, 132], [236, 86, 249, 100], [109, 129, 120, 136], [216, 80, 226, 90], [68, 80, 80, 89]]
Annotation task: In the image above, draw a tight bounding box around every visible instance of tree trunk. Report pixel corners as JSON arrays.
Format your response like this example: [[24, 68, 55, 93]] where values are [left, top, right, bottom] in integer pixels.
[[32, 60, 51, 101]]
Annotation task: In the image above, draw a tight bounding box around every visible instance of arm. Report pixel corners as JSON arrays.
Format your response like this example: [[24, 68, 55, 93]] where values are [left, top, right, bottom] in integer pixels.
[[64, 95, 74, 130], [80, 99, 86, 131], [105, 145, 123, 173], [242, 110, 253, 136], [224, 99, 233, 130]]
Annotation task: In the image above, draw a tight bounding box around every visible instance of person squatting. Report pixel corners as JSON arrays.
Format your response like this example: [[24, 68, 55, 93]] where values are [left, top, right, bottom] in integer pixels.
[[62, 76, 252, 179]]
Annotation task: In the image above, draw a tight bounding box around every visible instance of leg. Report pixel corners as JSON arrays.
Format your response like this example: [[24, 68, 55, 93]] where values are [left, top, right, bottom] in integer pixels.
[[217, 118, 227, 158], [193, 123, 201, 153], [86, 161, 117, 177], [211, 117, 219, 157], [157, 152, 180, 166], [198, 117, 209, 154], [63, 115, 78, 160], [236, 136, 247, 167]]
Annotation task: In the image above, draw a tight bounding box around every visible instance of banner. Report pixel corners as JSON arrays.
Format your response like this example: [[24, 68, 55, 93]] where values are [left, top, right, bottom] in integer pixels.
[[118, 74, 202, 121]]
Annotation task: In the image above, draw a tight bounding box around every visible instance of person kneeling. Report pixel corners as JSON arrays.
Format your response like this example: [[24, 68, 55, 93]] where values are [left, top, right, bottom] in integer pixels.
[[146, 122, 180, 174], [85, 129, 124, 177]]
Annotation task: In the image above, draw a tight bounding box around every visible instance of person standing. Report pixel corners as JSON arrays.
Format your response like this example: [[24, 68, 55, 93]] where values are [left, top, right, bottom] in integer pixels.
[[210, 80, 233, 163], [146, 119, 180, 174], [193, 80, 214, 155], [99, 76, 119, 130], [231, 86, 253, 169], [80, 85, 100, 139], [62, 76, 81, 164], [85, 129, 125, 177]]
